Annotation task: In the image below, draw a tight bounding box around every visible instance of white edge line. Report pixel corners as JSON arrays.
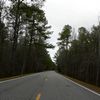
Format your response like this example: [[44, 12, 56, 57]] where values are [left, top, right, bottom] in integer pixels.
[[64, 76, 100, 96], [1, 71, 100, 96], [0, 73, 41, 84]]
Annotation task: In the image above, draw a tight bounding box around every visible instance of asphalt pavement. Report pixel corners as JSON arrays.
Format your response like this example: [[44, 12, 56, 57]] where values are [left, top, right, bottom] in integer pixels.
[[0, 71, 100, 100]]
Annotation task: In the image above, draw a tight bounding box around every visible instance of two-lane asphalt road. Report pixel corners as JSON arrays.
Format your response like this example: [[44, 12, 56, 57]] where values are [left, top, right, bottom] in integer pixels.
[[0, 71, 100, 100]]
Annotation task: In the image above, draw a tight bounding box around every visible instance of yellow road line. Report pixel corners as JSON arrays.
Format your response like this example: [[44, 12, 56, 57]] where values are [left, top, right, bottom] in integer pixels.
[[36, 93, 41, 100], [44, 75, 48, 81]]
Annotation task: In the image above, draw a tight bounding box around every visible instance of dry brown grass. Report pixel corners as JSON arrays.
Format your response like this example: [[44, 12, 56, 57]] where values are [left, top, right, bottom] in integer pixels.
[[0, 72, 100, 94], [66, 76, 100, 94], [0, 73, 33, 82]]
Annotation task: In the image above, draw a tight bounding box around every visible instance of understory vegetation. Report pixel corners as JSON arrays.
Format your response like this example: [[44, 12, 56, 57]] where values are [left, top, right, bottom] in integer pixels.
[[55, 25, 100, 86], [0, 0, 100, 87], [0, 0, 55, 78]]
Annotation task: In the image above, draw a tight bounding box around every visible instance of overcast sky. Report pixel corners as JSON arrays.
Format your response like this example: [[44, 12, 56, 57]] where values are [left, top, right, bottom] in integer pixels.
[[43, 0, 100, 59]]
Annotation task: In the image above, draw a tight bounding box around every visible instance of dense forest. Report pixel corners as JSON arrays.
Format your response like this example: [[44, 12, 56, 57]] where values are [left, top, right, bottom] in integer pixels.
[[0, 0, 55, 78], [55, 24, 100, 86], [0, 0, 100, 87]]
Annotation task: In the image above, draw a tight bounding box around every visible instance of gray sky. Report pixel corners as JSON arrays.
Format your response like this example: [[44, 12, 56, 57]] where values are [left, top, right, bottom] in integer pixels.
[[6, 0, 100, 60], [43, 0, 100, 60]]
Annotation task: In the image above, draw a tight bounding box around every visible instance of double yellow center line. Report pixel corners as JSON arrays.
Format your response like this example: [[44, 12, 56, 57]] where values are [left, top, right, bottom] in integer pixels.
[[36, 93, 41, 100], [36, 76, 48, 100]]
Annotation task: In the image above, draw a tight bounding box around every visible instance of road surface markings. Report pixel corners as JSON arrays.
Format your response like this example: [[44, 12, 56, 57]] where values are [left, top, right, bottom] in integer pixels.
[[45, 77, 48, 81], [0, 73, 41, 84], [64, 76, 100, 96], [44, 75, 48, 81], [36, 93, 41, 100]]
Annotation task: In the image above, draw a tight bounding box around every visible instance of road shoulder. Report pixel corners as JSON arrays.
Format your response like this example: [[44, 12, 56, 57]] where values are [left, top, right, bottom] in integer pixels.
[[66, 76, 100, 94]]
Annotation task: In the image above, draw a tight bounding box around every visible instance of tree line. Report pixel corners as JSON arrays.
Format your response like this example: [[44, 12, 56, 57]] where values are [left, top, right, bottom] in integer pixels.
[[0, 0, 55, 78], [1, 0, 100, 87], [55, 24, 100, 86]]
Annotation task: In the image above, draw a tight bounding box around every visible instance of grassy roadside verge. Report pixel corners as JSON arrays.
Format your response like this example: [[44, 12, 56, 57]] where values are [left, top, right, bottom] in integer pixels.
[[66, 76, 100, 94]]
